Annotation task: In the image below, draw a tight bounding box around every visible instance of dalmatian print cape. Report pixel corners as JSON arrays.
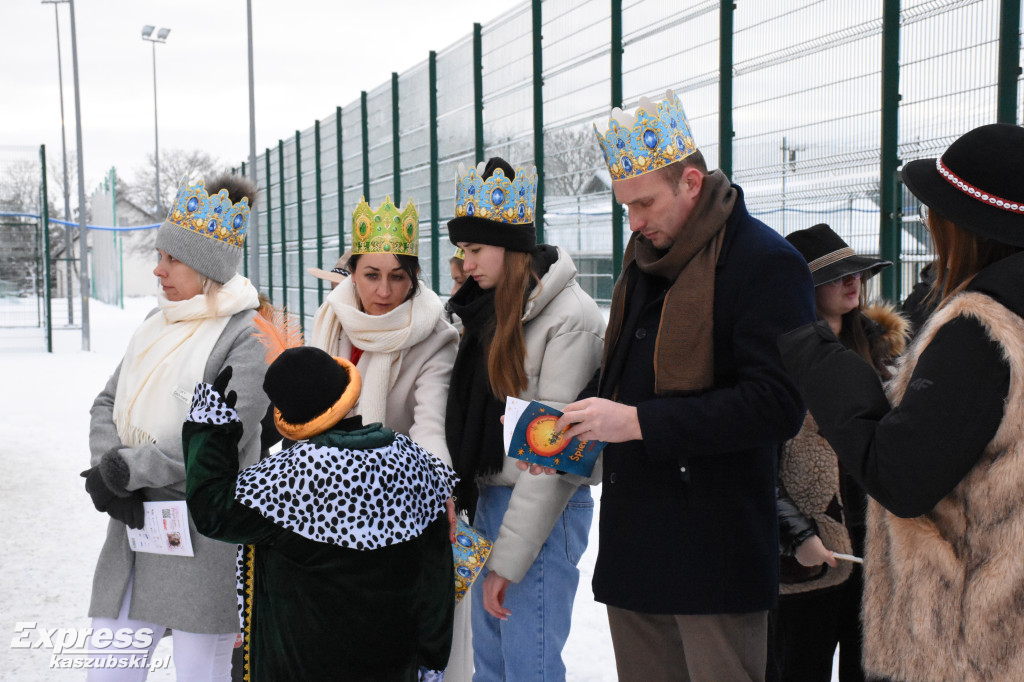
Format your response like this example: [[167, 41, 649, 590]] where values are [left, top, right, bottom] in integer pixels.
[[234, 432, 458, 550], [188, 381, 459, 550]]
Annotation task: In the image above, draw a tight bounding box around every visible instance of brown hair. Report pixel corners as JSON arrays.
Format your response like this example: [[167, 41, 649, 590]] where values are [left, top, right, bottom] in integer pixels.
[[838, 297, 882, 374], [659, 150, 709, 190], [925, 210, 1022, 307], [486, 250, 539, 399], [345, 253, 421, 299]]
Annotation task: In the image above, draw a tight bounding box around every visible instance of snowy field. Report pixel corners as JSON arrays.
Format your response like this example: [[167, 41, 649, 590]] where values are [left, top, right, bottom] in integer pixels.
[[0, 296, 615, 680], [0, 296, 841, 680]]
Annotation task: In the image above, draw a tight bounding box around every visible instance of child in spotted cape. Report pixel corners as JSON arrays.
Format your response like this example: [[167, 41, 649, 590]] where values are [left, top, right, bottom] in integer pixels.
[[183, 347, 459, 681]]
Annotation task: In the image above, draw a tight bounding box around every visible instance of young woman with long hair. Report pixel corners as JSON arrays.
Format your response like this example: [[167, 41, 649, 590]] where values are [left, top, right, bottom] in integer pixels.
[[444, 157, 606, 681], [779, 124, 1024, 682]]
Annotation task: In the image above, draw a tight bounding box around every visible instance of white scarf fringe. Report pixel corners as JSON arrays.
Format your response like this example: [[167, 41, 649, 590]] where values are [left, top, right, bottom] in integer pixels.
[[310, 277, 442, 425]]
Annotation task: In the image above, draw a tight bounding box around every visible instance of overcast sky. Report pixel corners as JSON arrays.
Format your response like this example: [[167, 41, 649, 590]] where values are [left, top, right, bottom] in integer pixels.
[[2, 0, 522, 203]]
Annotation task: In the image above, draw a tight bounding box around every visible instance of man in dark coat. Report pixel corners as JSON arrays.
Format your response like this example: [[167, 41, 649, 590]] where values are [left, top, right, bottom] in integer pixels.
[[554, 91, 815, 681]]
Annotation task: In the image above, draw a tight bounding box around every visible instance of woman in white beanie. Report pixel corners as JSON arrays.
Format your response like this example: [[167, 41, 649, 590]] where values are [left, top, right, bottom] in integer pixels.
[[81, 175, 269, 681]]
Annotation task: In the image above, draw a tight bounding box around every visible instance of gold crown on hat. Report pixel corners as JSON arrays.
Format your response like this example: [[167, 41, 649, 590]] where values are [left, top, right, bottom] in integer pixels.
[[351, 196, 418, 257], [594, 90, 697, 180], [167, 177, 250, 248]]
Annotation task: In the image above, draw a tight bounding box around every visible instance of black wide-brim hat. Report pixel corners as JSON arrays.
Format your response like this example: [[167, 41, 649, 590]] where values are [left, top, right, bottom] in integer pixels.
[[786, 223, 892, 286], [902, 123, 1024, 247]]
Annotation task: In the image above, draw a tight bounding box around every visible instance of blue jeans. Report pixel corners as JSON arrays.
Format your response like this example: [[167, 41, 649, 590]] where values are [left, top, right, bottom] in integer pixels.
[[471, 484, 593, 682]]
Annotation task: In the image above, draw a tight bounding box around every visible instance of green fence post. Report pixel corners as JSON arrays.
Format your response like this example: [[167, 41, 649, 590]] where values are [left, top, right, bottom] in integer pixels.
[[295, 130, 305, 326], [315, 120, 324, 305], [392, 72, 402, 205], [361, 91, 371, 201], [40, 144, 52, 352], [532, 0, 545, 242], [337, 106, 345, 255], [278, 140, 288, 311], [429, 50, 440, 294], [610, 0, 623, 283], [474, 22, 485, 165], [241, 161, 248, 276], [265, 148, 273, 304], [997, 0, 1021, 124], [719, 1, 734, 180], [879, 0, 901, 301]]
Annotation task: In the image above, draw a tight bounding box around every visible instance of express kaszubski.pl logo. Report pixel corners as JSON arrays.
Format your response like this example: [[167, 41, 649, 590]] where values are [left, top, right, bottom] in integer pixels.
[[11, 622, 171, 672]]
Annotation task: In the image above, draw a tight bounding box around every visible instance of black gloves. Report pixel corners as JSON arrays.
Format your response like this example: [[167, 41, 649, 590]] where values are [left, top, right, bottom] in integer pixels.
[[107, 493, 145, 529], [211, 366, 237, 409], [81, 466, 117, 512], [81, 464, 145, 529]]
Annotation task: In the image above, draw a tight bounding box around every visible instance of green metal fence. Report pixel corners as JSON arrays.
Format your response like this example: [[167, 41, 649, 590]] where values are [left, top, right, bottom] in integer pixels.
[[237, 0, 1022, 331], [0, 145, 56, 352]]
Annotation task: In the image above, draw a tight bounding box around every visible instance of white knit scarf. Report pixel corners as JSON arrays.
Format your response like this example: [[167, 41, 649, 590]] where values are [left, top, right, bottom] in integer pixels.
[[310, 277, 442, 425], [112, 274, 260, 448]]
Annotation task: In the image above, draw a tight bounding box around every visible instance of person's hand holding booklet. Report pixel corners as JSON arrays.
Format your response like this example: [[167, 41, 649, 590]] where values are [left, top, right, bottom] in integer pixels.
[[502, 397, 606, 476]]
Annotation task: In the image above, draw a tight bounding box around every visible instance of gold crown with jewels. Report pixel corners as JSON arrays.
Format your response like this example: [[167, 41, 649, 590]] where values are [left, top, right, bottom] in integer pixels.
[[594, 90, 697, 180]]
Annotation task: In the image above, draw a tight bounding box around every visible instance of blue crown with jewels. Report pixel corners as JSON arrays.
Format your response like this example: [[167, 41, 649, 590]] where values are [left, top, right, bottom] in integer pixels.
[[453, 162, 537, 225], [166, 177, 250, 249], [594, 90, 697, 180]]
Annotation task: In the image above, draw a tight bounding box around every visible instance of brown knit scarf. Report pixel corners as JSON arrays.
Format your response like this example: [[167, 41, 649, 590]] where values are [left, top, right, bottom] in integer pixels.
[[604, 169, 736, 394]]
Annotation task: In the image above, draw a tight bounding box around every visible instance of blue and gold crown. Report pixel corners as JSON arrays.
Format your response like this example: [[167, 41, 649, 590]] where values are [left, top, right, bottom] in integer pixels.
[[351, 196, 418, 257], [594, 90, 697, 180], [453, 162, 537, 225], [452, 519, 492, 604], [166, 177, 250, 249]]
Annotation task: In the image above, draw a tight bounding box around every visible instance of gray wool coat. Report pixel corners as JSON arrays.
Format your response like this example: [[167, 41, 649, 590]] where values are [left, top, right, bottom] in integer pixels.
[[87, 309, 269, 634]]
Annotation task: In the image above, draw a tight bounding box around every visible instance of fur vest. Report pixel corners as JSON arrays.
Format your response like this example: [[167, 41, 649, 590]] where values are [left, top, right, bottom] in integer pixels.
[[863, 292, 1024, 682], [779, 304, 907, 596]]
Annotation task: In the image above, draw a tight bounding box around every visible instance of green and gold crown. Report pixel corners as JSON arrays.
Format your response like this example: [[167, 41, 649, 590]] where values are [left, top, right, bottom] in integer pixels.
[[351, 196, 418, 257]]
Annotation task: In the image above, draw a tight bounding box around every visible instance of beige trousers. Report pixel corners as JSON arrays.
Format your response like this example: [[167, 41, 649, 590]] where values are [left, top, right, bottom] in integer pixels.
[[607, 605, 768, 682]]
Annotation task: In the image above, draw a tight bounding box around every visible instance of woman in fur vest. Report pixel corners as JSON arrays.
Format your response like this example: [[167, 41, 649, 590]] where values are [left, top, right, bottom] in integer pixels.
[[81, 175, 269, 680], [778, 123, 1024, 682], [770, 224, 908, 682]]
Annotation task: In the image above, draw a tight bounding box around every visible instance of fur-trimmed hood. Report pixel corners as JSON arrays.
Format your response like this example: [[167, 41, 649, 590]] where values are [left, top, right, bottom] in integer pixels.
[[862, 303, 910, 373]]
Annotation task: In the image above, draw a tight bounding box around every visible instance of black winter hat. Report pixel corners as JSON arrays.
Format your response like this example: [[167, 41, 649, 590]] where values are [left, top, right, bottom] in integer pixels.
[[786, 224, 891, 286], [902, 123, 1024, 247], [263, 347, 361, 439], [447, 157, 537, 253]]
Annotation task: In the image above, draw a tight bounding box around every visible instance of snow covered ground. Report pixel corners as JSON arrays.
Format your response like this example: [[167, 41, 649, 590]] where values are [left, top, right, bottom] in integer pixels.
[[0, 296, 840, 680], [0, 297, 615, 680]]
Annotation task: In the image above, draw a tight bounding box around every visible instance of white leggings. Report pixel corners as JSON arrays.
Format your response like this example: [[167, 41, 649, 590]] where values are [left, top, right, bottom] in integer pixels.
[[85, 575, 235, 682]]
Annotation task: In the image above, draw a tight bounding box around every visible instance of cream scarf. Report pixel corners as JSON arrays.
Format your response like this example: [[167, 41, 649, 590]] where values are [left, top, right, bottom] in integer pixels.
[[310, 277, 442, 425], [112, 274, 260, 448]]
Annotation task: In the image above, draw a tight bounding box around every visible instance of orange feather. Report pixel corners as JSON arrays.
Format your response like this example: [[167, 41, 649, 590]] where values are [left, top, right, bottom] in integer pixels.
[[251, 307, 304, 365]]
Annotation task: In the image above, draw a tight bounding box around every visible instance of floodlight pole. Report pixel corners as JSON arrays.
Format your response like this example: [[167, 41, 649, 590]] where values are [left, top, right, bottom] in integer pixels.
[[246, 0, 260, 288], [68, 0, 89, 350], [142, 27, 170, 216], [41, 0, 75, 324]]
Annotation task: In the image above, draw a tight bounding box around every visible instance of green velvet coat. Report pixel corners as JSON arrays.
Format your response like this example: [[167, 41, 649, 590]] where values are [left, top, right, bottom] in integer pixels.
[[183, 399, 455, 681]]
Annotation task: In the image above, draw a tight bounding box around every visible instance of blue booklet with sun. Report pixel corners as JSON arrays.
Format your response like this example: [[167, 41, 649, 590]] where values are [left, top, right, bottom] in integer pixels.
[[503, 398, 606, 476]]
